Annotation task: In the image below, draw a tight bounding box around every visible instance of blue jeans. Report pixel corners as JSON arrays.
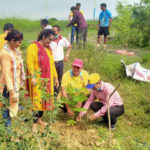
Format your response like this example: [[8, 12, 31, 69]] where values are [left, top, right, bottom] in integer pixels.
[[71, 25, 78, 44], [2, 86, 11, 128], [3, 109, 11, 128]]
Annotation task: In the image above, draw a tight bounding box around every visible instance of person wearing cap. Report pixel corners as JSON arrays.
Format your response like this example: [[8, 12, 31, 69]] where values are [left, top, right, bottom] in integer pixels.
[[61, 59, 89, 117], [50, 25, 72, 95], [0, 23, 14, 50], [97, 3, 112, 49], [40, 19, 52, 30], [77, 73, 124, 130]]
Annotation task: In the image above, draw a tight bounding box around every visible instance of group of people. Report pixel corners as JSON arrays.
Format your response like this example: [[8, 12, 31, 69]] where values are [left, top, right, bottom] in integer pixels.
[[0, 2, 124, 133], [66, 3, 112, 49], [40, 3, 112, 49]]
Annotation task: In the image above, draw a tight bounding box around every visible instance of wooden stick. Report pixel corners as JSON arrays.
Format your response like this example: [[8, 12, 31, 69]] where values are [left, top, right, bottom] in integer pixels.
[[107, 84, 120, 148]]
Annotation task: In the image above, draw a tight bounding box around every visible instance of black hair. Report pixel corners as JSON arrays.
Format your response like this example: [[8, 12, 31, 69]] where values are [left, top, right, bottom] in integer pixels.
[[101, 3, 107, 8], [53, 25, 61, 31], [76, 3, 81, 6], [37, 29, 55, 41], [3, 23, 14, 31], [40, 19, 49, 26], [5, 30, 23, 41], [70, 6, 76, 11]]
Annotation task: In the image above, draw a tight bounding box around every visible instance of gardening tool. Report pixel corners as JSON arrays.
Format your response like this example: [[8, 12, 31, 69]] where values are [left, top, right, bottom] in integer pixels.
[[107, 84, 120, 148]]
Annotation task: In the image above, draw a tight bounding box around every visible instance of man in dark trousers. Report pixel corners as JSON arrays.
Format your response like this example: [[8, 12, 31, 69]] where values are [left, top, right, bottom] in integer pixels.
[[50, 25, 71, 95], [77, 73, 124, 130], [67, 6, 88, 48], [68, 3, 84, 44]]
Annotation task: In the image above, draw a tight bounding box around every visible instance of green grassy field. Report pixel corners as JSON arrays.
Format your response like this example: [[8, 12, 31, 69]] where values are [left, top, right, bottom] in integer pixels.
[[0, 18, 150, 150]]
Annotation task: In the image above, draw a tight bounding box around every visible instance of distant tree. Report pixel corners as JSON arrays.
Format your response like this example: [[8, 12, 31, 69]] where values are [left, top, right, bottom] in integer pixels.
[[50, 18, 58, 21], [132, 1, 150, 47], [113, 2, 143, 47]]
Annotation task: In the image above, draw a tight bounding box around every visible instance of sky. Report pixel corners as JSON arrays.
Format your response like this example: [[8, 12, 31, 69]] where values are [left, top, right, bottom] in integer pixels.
[[0, 0, 141, 20]]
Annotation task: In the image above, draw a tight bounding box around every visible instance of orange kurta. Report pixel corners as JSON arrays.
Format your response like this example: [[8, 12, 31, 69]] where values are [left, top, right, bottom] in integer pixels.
[[27, 43, 57, 111], [0, 47, 23, 117]]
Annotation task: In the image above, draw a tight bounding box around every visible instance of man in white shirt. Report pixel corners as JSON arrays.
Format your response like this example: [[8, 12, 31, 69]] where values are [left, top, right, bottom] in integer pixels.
[[50, 25, 72, 94], [40, 19, 52, 30]]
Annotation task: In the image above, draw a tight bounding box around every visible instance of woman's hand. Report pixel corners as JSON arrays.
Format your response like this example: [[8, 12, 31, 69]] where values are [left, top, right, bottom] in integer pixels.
[[55, 78, 59, 89], [31, 78, 37, 86], [11, 91, 19, 103]]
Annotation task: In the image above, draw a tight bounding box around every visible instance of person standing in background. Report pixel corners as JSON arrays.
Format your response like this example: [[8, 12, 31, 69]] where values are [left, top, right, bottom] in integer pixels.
[[68, 3, 84, 44], [50, 25, 71, 95], [0, 23, 14, 50], [67, 7, 88, 48], [40, 19, 52, 30], [97, 3, 112, 49]]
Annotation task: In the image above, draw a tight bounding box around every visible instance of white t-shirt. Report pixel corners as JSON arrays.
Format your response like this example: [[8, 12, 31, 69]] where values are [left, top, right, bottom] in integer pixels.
[[50, 36, 70, 61], [45, 25, 52, 29]]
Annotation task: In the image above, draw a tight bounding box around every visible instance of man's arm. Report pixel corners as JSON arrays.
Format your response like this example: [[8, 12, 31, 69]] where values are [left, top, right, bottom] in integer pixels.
[[66, 44, 72, 56], [77, 91, 96, 120], [64, 44, 71, 62], [108, 18, 112, 29], [94, 104, 108, 118], [97, 13, 101, 30], [66, 13, 77, 27], [61, 87, 75, 117], [94, 84, 117, 118], [68, 11, 73, 22], [108, 11, 112, 29], [68, 14, 72, 22], [63, 38, 72, 62], [97, 20, 100, 30]]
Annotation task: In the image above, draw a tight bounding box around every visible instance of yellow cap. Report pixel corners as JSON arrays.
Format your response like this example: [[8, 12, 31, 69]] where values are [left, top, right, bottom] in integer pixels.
[[88, 73, 100, 84], [86, 73, 101, 89]]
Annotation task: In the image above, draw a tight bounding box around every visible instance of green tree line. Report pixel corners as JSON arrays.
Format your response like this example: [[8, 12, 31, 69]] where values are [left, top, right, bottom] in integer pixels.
[[112, 0, 150, 48]]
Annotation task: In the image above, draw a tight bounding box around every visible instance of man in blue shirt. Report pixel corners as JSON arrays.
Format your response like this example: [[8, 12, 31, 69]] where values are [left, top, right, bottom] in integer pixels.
[[97, 3, 112, 49]]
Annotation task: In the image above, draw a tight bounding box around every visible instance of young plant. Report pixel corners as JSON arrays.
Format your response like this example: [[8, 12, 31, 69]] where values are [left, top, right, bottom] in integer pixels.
[[61, 85, 88, 126]]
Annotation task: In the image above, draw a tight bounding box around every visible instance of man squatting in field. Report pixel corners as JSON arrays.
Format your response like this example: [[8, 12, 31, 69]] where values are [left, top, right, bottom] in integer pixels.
[[77, 73, 124, 130]]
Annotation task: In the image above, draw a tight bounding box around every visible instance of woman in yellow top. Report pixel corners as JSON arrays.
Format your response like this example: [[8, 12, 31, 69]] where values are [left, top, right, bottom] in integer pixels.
[[0, 30, 25, 129], [27, 29, 59, 132]]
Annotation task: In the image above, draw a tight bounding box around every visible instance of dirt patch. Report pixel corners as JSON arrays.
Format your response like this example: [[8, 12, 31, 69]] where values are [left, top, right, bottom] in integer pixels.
[[51, 120, 100, 150], [51, 111, 101, 150]]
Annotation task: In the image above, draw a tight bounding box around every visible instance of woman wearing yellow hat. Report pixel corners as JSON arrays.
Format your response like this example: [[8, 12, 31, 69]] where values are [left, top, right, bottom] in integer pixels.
[[77, 73, 124, 130]]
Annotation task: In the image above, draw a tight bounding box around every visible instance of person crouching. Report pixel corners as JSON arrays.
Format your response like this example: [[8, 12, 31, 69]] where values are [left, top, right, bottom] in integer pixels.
[[77, 73, 124, 130]]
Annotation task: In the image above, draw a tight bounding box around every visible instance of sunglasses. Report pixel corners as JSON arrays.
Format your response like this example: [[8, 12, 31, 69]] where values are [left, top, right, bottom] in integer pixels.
[[73, 66, 81, 69], [49, 38, 53, 41]]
